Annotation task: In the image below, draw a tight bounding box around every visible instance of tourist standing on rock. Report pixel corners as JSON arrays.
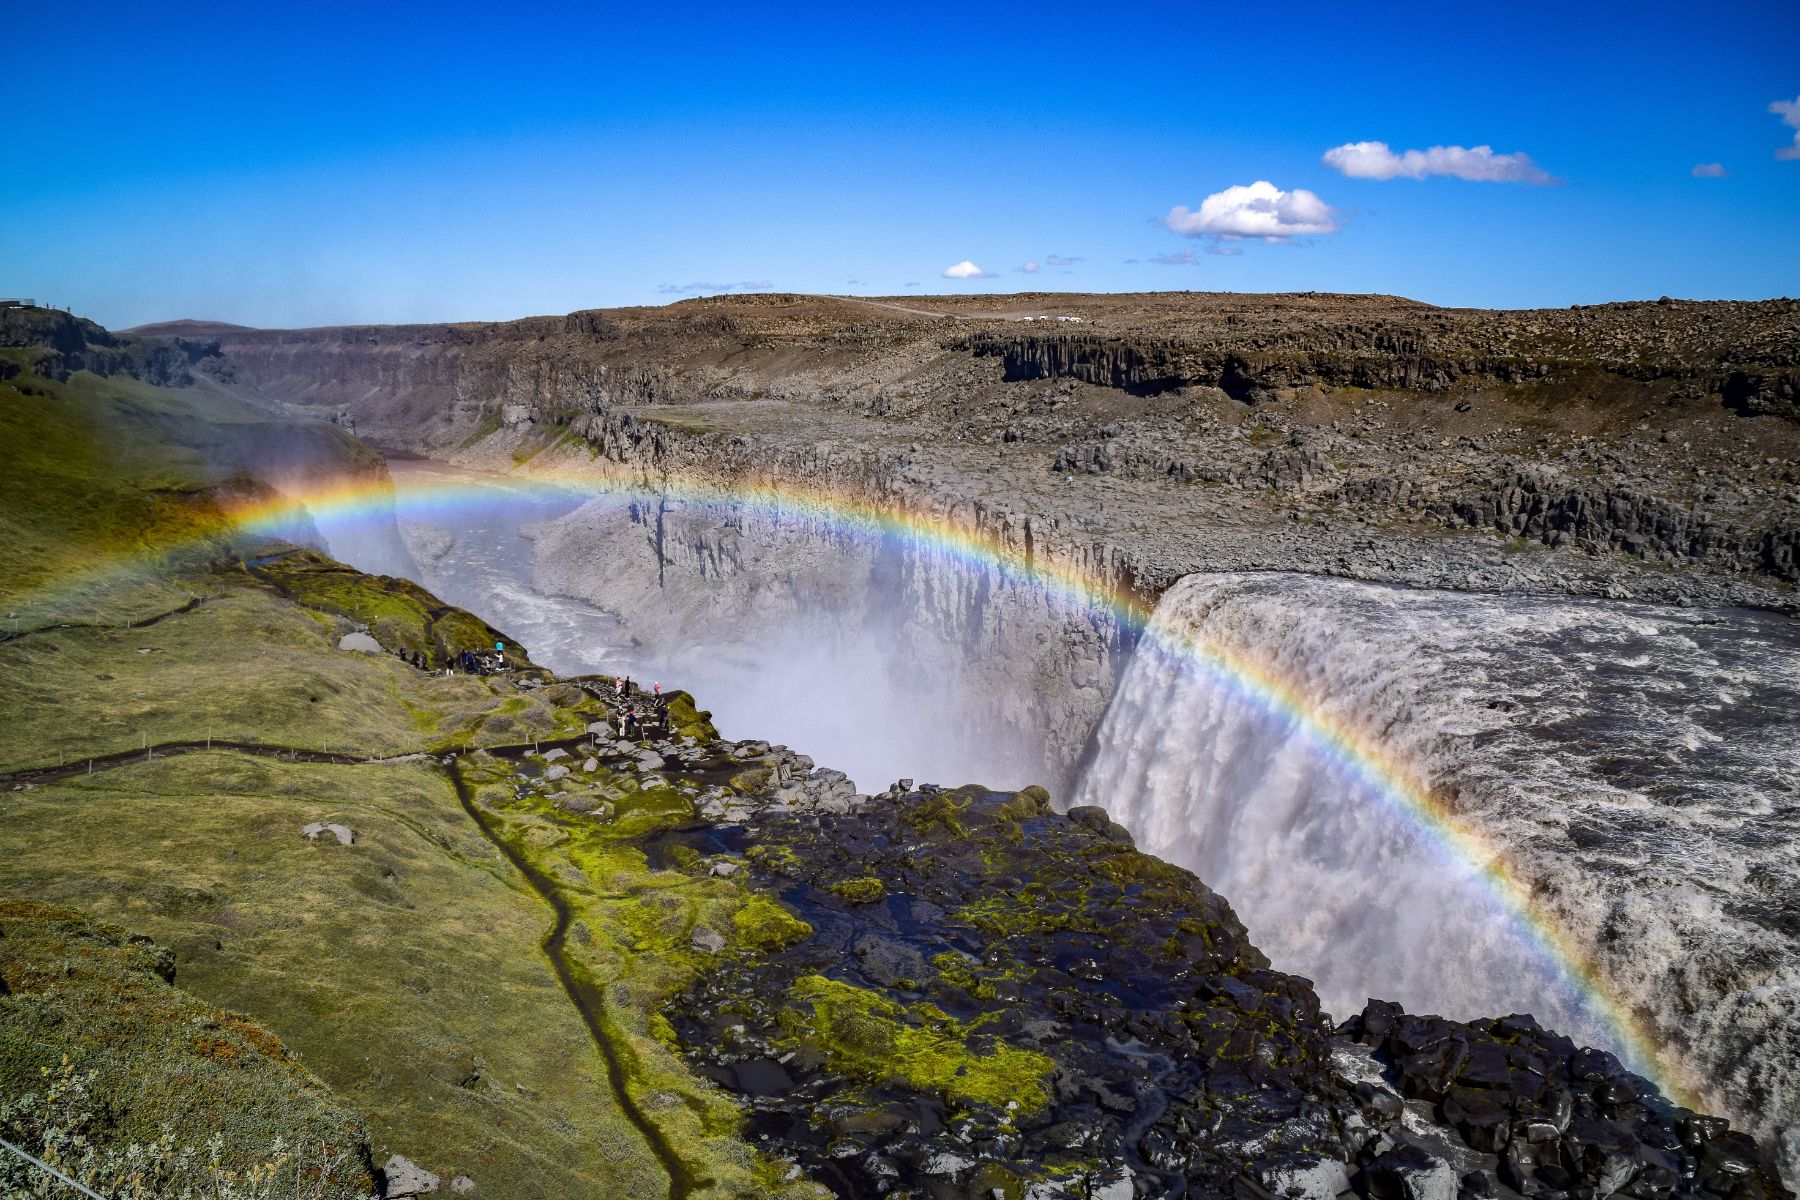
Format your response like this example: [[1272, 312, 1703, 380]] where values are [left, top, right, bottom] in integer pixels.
[[653, 681, 661, 698], [614, 676, 624, 697]]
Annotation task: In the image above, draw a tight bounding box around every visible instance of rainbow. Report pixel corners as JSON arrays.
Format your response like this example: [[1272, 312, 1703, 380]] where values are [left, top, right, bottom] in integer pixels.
[[7, 457, 1696, 1109]]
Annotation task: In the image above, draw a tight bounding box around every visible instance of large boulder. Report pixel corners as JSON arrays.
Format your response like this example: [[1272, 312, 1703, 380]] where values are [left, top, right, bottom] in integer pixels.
[[382, 1155, 439, 1197]]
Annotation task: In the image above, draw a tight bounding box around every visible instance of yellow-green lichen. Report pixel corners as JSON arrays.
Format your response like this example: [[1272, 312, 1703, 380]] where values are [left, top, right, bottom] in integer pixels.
[[731, 894, 813, 951], [774, 975, 1052, 1114], [826, 877, 886, 905]]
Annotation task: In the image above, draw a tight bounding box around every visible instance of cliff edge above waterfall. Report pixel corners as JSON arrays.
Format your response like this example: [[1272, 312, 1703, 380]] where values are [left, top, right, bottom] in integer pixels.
[[4, 306, 1794, 1197]]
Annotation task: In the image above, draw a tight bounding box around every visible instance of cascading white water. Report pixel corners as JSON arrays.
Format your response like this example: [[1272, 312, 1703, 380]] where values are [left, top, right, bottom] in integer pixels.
[[1073, 571, 1800, 1150], [1072, 572, 1611, 1042]]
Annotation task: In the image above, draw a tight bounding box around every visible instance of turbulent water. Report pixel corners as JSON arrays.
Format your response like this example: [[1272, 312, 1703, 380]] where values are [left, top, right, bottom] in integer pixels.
[[1072, 572, 1800, 1148], [310, 463, 1798, 1162], [320, 461, 1056, 792], [312, 460, 628, 675]]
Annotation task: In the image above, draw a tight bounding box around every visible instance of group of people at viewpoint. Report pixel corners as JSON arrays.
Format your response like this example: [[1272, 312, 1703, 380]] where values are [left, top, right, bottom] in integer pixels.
[[384, 642, 674, 734], [611, 675, 670, 739], [384, 643, 509, 676], [455, 648, 508, 676]]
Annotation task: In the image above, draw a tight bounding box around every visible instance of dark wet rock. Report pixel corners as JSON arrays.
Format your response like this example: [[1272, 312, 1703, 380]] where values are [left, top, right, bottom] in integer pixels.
[[1257, 1153, 1352, 1200], [1359, 1143, 1459, 1200], [1064, 804, 1135, 845], [663, 784, 1342, 1198], [640, 737, 1795, 1200], [1340, 1000, 1793, 1200]]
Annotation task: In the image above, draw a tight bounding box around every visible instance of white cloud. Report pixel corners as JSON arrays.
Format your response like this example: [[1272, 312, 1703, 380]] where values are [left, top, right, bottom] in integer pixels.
[[1322, 140, 1557, 184], [1772, 97, 1800, 160], [1044, 254, 1079, 266], [942, 260, 996, 279], [1162, 181, 1340, 242], [1018, 261, 1041, 273], [1691, 162, 1728, 178]]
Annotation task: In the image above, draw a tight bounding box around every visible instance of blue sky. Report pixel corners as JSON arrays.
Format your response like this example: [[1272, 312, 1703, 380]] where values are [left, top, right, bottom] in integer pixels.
[[6, 0, 1797, 328]]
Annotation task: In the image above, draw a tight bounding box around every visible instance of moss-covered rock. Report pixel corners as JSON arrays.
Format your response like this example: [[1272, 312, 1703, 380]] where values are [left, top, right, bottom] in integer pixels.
[[774, 975, 1052, 1112], [254, 550, 529, 669], [662, 783, 1337, 1197]]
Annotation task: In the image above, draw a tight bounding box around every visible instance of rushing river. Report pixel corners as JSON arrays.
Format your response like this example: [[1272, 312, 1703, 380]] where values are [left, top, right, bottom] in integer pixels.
[[312, 458, 1800, 1156], [1074, 572, 1800, 1142]]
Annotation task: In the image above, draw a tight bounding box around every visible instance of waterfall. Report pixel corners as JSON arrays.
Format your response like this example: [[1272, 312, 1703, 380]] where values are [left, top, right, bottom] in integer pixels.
[[1074, 573, 1623, 1051], [1075, 570, 1800, 1145]]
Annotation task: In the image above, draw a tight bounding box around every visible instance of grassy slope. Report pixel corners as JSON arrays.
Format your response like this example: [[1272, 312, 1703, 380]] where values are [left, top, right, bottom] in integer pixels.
[[0, 363, 821, 1198], [0, 756, 664, 1198], [0, 899, 376, 1198], [0, 579, 578, 773]]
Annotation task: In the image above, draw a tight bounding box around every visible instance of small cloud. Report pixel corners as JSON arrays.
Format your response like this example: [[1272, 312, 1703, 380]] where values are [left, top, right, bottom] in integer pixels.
[[1018, 261, 1041, 273], [1691, 162, 1728, 178], [1150, 246, 1241, 265], [656, 280, 773, 295], [904, 281, 921, 288], [1162, 181, 1340, 242], [1322, 140, 1558, 184], [1044, 254, 1080, 266], [942, 260, 996, 279], [1771, 96, 1800, 160]]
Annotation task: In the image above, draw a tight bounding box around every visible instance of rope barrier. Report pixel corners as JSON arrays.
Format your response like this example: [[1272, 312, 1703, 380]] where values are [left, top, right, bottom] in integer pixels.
[[0, 1135, 111, 1200]]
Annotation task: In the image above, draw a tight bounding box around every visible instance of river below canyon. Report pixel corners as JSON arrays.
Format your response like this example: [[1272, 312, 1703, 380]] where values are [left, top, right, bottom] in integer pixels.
[[310, 457, 1800, 1167]]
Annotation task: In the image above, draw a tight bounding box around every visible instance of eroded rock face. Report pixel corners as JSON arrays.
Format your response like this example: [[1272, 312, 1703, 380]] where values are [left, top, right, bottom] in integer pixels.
[[653, 774, 1794, 1200], [663, 785, 1338, 1197]]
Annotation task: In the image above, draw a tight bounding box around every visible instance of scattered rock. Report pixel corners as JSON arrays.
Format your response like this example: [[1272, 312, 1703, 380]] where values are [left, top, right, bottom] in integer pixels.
[[300, 822, 354, 846], [691, 928, 726, 954], [381, 1155, 439, 1197], [338, 632, 382, 653]]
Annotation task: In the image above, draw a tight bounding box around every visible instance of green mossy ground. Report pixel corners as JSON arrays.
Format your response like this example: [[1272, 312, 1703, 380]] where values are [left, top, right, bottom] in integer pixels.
[[0, 575, 595, 773], [255, 550, 531, 668], [454, 755, 822, 1197], [0, 755, 669, 1198], [0, 354, 820, 1198], [0, 364, 378, 611], [0, 900, 376, 1198]]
